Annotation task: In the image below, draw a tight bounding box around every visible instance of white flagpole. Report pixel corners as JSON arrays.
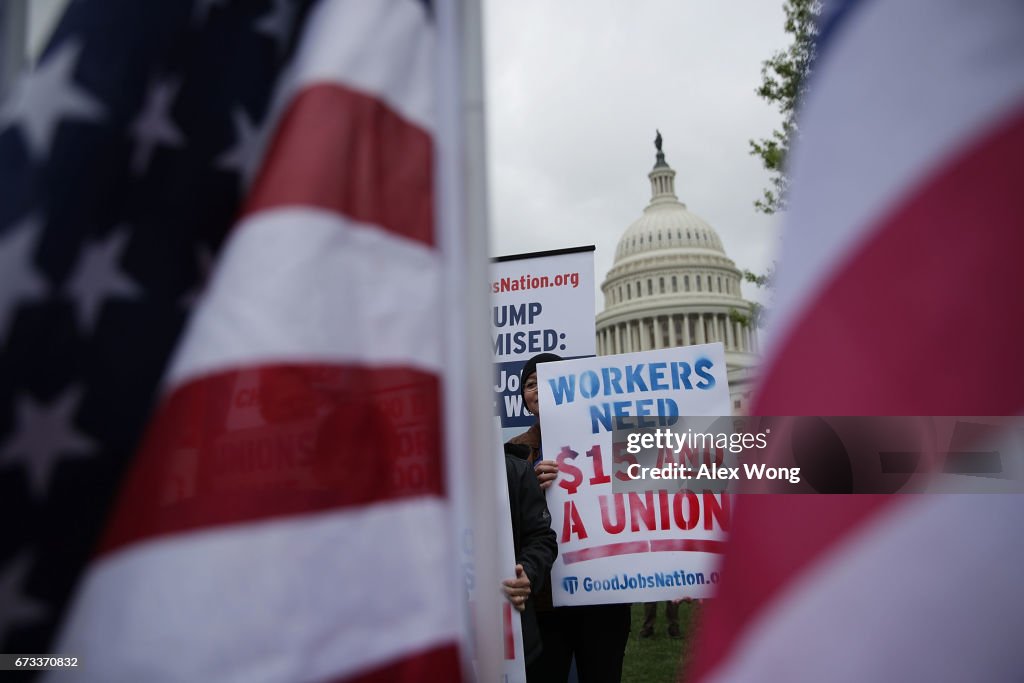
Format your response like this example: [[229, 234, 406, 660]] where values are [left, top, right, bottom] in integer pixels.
[[459, 0, 504, 677], [436, 0, 502, 680]]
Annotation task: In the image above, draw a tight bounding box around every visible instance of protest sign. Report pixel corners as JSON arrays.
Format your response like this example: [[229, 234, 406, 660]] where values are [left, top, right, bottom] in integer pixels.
[[536, 344, 732, 606], [491, 246, 595, 436], [494, 422, 527, 683], [461, 420, 527, 682]]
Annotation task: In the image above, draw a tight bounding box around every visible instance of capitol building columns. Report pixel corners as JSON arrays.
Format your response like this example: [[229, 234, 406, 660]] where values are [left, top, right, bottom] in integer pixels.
[[594, 135, 760, 414], [599, 309, 756, 356], [597, 309, 758, 359]]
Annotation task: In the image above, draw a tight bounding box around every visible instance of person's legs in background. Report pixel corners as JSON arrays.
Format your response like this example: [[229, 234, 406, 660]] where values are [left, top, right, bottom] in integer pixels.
[[666, 601, 680, 639], [640, 602, 657, 638]]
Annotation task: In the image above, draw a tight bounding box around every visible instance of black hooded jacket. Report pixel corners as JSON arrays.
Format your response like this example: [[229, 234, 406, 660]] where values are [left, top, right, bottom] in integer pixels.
[[504, 445, 558, 664]]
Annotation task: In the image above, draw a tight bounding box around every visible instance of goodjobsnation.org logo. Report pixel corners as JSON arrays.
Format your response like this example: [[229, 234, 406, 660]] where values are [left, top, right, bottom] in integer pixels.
[[562, 570, 719, 595]]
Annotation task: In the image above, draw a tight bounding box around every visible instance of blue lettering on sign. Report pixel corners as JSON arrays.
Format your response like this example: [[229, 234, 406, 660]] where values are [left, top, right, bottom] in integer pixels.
[[601, 367, 624, 394], [589, 398, 679, 434], [545, 358, 717, 406], [695, 357, 716, 389], [624, 364, 648, 392], [493, 329, 563, 356], [548, 374, 576, 406], [572, 570, 707, 593], [493, 302, 542, 327]]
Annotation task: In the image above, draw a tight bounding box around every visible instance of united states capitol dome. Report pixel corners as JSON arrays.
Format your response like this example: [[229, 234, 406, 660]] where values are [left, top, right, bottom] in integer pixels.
[[613, 152, 725, 261], [596, 132, 760, 413]]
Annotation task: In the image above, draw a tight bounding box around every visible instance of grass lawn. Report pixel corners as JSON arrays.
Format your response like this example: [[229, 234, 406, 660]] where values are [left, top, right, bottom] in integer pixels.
[[621, 601, 702, 682]]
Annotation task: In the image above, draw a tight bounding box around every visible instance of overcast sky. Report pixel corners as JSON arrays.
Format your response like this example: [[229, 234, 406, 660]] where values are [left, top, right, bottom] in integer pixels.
[[25, 0, 790, 311], [482, 0, 789, 312]]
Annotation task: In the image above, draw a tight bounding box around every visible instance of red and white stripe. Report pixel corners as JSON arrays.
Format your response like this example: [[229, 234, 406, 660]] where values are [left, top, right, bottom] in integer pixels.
[[51, 1, 471, 681], [759, 0, 1024, 413], [691, 0, 1024, 680]]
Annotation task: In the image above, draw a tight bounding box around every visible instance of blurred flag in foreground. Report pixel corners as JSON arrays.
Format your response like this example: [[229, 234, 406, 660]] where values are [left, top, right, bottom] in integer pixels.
[[1, 0, 494, 680], [690, 0, 1024, 681]]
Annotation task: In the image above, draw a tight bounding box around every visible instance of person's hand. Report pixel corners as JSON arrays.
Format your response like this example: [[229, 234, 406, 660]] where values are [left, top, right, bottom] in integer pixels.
[[534, 460, 559, 490], [501, 564, 532, 612]]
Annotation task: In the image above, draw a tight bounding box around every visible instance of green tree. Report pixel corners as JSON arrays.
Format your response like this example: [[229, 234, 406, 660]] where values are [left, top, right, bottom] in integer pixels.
[[731, 268, 773, 329], [733, 0, 820, 329], [750, 0, 821, 215]]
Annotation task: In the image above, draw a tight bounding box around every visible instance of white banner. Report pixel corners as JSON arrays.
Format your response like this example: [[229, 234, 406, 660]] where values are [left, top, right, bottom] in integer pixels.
[[491, 247, 595, 434], [494, 422, 527, 683], [537, 344, 732, 606], [462, 419, 528, 682]]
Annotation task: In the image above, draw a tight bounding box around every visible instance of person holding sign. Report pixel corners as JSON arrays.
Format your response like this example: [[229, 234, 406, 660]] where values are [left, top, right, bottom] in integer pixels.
[[507, 353, 632, 683], [508, 353, 561, 488], [502, 449, 558, 669]]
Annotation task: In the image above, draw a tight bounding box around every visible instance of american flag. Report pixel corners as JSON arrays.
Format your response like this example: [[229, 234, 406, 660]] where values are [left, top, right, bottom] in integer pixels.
[[689, 0, 1024, 681], [0, 0, 490, 680]]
